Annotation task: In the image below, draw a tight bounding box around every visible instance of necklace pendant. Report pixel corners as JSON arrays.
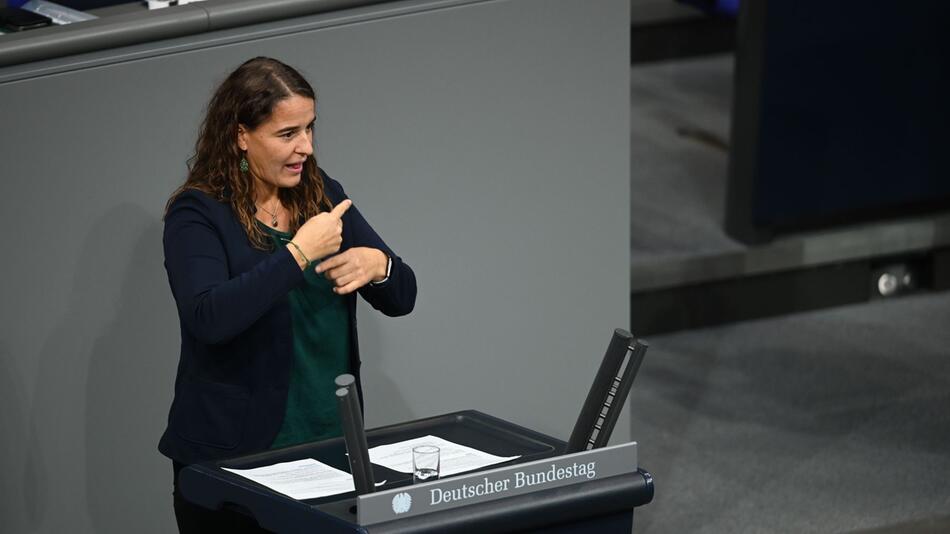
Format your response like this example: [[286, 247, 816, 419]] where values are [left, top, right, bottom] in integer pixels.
[[271, 217, 278, 227]]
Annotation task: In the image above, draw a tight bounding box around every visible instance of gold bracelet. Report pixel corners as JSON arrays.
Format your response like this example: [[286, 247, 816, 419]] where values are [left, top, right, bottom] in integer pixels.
[[287, 241, 311, 265]]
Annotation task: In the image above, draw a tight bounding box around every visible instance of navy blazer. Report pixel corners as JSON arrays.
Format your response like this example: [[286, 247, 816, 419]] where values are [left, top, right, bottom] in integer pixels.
[[158, 171, 416, 465]]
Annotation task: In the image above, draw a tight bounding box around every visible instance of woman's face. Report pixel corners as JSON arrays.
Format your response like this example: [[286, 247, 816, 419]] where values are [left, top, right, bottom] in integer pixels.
[[237, 94, 315, 194]]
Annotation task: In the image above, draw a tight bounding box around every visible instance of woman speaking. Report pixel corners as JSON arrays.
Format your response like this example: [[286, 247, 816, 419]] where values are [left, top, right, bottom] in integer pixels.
[[159, 57, 416, 532]]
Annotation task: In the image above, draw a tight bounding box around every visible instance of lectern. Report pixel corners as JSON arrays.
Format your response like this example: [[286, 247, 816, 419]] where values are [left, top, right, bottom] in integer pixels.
[[179, 411, 653, 533], [180, 329, 654, 532]]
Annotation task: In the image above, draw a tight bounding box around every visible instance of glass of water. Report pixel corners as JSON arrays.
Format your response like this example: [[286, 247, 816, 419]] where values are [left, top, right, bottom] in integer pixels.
[[412, 445, 440, 483]]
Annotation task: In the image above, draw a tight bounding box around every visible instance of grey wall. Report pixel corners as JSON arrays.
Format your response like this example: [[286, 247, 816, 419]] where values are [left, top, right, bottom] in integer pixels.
[[0, 0, 629, 532]]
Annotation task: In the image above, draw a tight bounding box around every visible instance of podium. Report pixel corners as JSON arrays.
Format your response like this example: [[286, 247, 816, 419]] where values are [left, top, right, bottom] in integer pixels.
[[179, 410, 654, 533]]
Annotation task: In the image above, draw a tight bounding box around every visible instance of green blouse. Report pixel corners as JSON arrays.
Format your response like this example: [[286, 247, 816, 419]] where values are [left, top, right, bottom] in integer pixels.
[[261, 224, 351, 449]]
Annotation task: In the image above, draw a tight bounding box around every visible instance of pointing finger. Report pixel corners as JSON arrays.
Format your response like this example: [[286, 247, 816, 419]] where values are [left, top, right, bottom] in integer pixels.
[[330, 199, 353, 219]]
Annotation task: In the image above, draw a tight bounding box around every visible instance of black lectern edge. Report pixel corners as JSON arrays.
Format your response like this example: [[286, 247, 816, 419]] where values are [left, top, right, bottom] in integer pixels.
[[178, 462, 655, 534]]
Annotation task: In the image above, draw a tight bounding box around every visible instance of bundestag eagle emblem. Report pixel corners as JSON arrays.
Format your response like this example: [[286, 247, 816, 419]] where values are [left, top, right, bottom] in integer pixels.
[[391, 492, 412, 514]]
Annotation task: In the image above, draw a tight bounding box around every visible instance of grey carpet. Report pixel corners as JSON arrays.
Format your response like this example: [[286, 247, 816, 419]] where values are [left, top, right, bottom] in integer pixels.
[[629, 292, 950, 533]]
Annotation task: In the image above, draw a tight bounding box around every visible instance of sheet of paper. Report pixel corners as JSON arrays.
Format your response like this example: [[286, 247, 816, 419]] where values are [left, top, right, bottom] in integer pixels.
[[369, 435, 520, 477], [222, 458, 354, 500], [21, 0, 98, 25]]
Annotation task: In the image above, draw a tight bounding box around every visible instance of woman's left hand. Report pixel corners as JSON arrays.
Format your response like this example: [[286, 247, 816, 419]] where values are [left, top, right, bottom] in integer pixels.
[[315, 247, 389, 295]]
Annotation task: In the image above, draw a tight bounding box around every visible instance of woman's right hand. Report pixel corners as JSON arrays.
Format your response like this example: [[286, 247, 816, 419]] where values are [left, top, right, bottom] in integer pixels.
[[288, 199, 352, 267]]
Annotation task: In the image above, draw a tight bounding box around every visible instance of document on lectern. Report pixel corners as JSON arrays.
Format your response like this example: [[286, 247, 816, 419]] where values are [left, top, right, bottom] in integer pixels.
[[223, 458, 355, 500], [369, 435, 521, 477]]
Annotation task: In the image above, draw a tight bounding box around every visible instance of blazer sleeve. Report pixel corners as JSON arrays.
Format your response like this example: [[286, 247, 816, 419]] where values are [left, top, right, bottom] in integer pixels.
[[163, 191, 305, 345], [325, 175, 417, 317]]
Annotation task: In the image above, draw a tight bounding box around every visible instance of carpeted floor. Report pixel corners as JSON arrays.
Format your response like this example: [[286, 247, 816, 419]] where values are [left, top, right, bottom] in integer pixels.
[[630, 292, 950, 533]]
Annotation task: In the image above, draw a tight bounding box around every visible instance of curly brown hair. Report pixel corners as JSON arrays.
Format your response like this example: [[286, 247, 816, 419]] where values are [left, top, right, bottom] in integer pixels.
[[167, 56, 332, 249]]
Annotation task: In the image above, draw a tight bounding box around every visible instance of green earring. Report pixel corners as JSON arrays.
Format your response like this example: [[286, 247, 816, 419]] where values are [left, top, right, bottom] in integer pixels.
[[239, 155, 249, 174]]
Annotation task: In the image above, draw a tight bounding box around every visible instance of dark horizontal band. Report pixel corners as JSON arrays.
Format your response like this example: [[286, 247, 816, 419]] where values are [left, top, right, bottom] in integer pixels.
[[0, 0, 392, 68]]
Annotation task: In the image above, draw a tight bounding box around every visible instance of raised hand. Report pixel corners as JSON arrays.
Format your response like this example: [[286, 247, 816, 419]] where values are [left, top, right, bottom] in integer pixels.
[[287, 199, 352, 268]]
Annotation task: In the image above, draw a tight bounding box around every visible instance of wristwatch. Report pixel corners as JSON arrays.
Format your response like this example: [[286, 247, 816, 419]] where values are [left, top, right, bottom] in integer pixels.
[[370, 254, 392, 286]]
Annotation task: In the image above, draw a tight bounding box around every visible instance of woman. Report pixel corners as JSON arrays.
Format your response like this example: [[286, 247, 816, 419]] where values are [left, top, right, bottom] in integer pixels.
[[159, 57, 416, 532]]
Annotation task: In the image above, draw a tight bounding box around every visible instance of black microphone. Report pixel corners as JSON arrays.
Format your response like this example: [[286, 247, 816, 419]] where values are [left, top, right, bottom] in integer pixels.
[[335, 375, 375, 495]]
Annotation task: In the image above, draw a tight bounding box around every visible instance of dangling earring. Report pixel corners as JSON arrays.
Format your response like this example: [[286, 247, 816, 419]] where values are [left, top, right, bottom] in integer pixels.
[[240, 152, 249, 174]]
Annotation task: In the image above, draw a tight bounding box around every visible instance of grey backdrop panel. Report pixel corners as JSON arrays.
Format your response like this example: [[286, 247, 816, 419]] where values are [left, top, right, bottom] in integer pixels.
[[0, 0, 629, 532]]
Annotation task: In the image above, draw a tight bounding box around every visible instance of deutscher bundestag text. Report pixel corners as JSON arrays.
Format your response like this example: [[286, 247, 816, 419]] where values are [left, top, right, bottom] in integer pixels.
[[430, 462, 597, 505]]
